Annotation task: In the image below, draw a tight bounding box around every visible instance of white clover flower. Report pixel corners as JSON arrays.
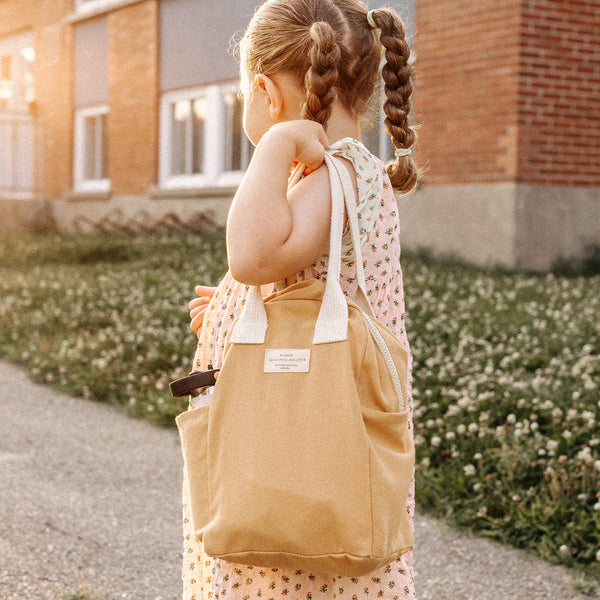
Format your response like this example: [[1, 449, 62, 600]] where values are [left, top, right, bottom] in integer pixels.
[[546, 440, 560, 451], [463, 464, 476, 476], [456, 424, 466, 435], [431, 436, 442, 447], [506, 414, 517, 424], [595, 460, 600, 472], [421, 457, 430, 468], [474, 453, 483, 461], [594, 502, 600, 512], [468, 422, 479, 433], [445, 431, 456, 440], [562, 431, 572, 441], [576, 447, 593, 465]]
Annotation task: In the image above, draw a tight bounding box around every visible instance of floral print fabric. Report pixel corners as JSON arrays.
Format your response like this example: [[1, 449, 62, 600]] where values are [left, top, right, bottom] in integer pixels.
[[182, 138, 417, 600]]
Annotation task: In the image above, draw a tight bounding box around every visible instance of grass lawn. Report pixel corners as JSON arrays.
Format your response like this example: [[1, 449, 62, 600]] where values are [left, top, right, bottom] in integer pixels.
[[0, 231, 598, 581]]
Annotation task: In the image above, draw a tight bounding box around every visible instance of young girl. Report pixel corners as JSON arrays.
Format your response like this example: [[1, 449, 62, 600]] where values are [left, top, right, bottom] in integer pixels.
[[184, 0, 418, 598]]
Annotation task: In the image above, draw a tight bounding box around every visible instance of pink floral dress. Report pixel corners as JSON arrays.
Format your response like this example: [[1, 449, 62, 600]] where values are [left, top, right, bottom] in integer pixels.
[[182, 138, 417, 600]]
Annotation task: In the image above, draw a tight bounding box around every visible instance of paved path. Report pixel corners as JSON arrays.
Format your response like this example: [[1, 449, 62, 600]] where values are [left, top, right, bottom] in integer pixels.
[[0, 361, 592, 600]]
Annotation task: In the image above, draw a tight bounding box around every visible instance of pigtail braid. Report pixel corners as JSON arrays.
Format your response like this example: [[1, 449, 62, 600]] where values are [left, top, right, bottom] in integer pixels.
[[302, 21, 340, 126], [370, 9, 418, 193]]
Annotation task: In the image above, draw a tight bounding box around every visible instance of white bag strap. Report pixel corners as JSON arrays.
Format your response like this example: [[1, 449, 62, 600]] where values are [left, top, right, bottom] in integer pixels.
[[326, 154, 375, 318], [230, 151, 367, 345]]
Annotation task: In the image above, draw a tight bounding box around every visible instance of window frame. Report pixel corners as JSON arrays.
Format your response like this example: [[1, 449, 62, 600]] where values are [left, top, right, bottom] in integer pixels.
[[72, 0, 143, 20], [73, 104, 110, 193], [159, 82, 251, 190]]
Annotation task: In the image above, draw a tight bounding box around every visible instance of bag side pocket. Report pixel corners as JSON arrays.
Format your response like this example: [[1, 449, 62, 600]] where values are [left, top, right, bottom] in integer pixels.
[[362, 407, 415, 561], [176, 405, 211, 541]]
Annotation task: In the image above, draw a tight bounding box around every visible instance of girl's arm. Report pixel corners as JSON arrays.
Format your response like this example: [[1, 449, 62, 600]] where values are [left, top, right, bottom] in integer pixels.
[[226, 120, 332, 286]]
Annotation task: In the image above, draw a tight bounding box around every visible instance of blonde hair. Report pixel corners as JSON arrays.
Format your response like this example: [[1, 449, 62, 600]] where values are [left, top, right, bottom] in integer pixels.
[[241, 0, 418, 193]]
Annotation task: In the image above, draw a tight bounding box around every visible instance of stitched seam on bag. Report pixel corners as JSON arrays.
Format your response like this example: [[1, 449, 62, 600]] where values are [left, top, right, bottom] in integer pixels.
[[353, 311, 374, 556], [354, 310, 370, 402]]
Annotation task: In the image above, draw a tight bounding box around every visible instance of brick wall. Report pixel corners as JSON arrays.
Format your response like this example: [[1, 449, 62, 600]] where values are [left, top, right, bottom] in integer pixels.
[[518, 0, 600, 186], [414, 0, 522, 184], [107, 0, 159, 196], [0, 0, 73, 198], [415, 0, 600, 187]]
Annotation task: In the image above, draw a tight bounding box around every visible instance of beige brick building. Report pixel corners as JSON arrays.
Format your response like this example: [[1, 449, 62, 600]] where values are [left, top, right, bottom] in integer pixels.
[[0, 0, 598, 271]]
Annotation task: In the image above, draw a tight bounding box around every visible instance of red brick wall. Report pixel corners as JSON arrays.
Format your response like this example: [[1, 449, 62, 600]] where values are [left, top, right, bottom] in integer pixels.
[[415, 0, 522, 184], [518, 0, 600, 185], [107, 0, 159, 195]]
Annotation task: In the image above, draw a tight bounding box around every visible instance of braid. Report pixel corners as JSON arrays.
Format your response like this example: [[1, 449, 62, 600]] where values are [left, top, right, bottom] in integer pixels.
[[302, 21, 341, 126], [371, 9, 418, 193], [331, 0, 381, 118]]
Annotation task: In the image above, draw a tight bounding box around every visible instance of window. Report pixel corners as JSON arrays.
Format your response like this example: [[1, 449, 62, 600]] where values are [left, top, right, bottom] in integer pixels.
[[160, 83, 252, 189], [0, 32, 35, 112], [74, 105, 109, 192]]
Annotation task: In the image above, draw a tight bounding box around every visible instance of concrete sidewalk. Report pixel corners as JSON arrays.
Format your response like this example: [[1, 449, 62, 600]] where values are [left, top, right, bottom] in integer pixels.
[[0, 361, 591, 600]]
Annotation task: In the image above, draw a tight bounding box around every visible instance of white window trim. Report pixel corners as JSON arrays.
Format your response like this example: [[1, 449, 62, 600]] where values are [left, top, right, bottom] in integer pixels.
[[159, 83, 249, 190], [74, 105, 110, 193], [67, 0, 144, 23]]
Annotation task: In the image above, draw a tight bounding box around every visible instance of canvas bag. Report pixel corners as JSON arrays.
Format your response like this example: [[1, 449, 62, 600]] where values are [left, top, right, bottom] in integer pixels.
[[176, 153, 415, 577]]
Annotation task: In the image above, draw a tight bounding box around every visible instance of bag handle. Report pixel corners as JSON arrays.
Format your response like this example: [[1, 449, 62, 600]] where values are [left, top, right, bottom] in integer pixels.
[[230, 151, 370, 346]]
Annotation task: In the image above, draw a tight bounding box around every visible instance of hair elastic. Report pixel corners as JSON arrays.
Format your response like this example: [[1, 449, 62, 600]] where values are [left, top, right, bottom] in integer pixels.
[[367, 9, 378, 29], [395, 147, 412, 158]]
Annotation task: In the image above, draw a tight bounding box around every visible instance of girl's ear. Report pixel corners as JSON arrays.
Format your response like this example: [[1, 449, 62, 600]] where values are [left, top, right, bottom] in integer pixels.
[[255, 74, 284, 120]]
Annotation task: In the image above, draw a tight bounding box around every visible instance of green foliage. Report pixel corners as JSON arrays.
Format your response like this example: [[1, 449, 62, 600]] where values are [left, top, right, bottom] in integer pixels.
[[60, 584, 101, 600], [405, 255, 600, 578], [0, 232, 598, 576], [0, 232, 228, 426]]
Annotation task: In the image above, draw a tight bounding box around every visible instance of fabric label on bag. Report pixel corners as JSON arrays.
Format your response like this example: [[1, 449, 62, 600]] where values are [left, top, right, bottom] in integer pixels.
[[264, 349, 311, 373]]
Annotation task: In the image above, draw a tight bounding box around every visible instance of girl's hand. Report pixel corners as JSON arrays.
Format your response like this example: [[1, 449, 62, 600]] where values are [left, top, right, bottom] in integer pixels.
[[189, 286, 216, 336], [269, 120, 329, 175]]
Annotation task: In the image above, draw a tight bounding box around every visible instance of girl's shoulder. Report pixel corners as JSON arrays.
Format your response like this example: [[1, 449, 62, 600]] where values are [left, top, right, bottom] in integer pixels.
[[329, 137, 392, 212]]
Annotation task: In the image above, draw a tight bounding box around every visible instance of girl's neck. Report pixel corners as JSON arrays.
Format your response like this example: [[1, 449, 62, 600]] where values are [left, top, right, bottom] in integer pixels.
[[324, 103, 362, 145]]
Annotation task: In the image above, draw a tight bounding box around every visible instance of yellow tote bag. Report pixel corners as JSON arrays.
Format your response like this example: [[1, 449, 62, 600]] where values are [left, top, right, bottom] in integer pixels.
[[176, 154, 414, 577]]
